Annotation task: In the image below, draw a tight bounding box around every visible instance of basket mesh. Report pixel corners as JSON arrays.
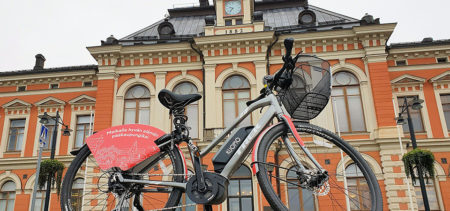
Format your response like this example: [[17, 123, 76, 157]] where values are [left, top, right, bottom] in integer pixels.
[[278, 55, 331, 120]]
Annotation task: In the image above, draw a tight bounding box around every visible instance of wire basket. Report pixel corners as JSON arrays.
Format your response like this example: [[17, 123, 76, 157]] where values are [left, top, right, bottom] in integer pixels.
[[278, 55, 331, 120]]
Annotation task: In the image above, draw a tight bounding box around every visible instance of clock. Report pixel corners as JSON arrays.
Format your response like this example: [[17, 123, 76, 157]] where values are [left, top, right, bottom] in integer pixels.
[[224, 0, 242, 16]]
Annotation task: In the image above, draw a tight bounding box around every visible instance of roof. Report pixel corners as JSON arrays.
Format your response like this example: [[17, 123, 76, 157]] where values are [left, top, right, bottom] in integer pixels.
[[389, 39, 450, 49], [0, 65, 98, 77], [120, 4, 359, 43]]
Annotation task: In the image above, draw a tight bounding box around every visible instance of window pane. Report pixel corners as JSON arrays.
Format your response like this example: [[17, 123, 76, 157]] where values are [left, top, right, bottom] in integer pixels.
[[224, 101, 236, 127], [125, 101, 136, 108], [124, 110, 136, 124], [229, 198, 240, 211], [241, 198, 253, 210], [10, 120, 25, 127], [288, 188, 300, 211], [223, 92, 235, 100], [346, 86, 360, 95], [228, 180, 239, 196], [302, 189, 315, 211], [139, 109, 150, 125], [2, 182, 15, 191], [348, 96, 366, 131], [139, 100, 150, 108], [238, 91, 250, 99], [77, 116, 91, 124], [186, 104, 198, 138], [240, 180, 252, 196], [332, 96, 349, 132]]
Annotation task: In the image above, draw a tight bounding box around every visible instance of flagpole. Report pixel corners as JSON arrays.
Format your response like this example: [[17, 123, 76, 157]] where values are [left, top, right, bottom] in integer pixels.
[[332, 98, 351, 211], [393, 98, 415, 210]]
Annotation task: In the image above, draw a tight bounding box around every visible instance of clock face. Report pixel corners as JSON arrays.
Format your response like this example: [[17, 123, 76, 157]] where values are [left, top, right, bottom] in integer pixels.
[[225, 0, 242, 16]]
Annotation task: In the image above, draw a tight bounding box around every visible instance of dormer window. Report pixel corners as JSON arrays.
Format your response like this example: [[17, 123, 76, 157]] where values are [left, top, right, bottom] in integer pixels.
[[396, 60, 407, 66], [298, 9, 316, 25], [158, 19, 175, 39], [17, 86, 26, 92], [437, 57, 448, 63], [50, 84, 59, 89]]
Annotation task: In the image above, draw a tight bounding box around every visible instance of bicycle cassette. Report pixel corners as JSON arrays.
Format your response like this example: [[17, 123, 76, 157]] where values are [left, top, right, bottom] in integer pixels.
[[186, 172, 229, 205]]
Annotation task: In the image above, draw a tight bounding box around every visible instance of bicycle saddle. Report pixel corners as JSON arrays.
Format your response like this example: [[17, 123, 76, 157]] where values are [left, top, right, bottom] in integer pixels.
[[158, 89, 202, 109]]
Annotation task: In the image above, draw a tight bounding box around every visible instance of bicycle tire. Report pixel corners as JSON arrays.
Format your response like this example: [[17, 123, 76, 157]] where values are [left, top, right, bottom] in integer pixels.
[[256, 121, 383, 211], [60, 144, 185, 211]]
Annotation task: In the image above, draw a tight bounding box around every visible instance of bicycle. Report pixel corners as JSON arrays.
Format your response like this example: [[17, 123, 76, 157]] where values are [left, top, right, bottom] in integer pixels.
[[60, 38, 382, 211]]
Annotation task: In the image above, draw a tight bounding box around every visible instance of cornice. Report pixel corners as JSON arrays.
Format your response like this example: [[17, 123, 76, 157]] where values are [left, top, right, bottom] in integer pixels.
[[352, 23, 397, 36], [0, 87, 97, 98], [0, 70, 96, 86], [388, 63, 450, 72], [194, 31, 274, 45]]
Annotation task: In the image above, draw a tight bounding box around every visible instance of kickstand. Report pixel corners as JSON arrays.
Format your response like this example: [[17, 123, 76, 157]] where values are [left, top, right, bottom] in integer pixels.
[[204, 205, 213, 211]]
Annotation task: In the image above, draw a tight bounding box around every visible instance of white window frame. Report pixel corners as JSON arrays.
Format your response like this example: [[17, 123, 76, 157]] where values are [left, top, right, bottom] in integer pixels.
[[1, 114, 30, 157], [68, 110, 94, 153]]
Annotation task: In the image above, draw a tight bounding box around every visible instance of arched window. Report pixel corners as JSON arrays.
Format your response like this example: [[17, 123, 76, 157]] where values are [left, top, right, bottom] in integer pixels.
[[222, 75, 251, 127], [228, 165, 253, 211], [124, 85, 150, 125], [345, 163, 371, 210], [0, 181, 16, 211], [332, 72, 366, 132], [71, 178, 84, 210], [286, 166, 315, 211], [412, 170, 440, 210], [173, 82, 199, 139]]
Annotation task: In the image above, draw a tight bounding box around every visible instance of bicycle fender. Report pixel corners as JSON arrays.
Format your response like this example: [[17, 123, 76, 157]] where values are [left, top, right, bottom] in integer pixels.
[[175, 144, 189, 180], [251, 122, 282, 175]]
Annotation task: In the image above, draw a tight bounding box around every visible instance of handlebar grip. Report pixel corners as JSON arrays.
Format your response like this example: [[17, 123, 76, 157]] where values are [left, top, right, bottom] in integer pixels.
[[284, 38, 294, 58]]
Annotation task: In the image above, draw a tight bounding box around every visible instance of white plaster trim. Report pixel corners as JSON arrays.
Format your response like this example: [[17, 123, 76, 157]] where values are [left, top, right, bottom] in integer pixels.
[[1, 114, 30, 157], [430, 70, 450, 83], [68, 110, 94, 153], [68, 94, 96, 105], [392, 92, 433, 138], [2, 98, 31, 108], [214, 66, 257, 126], [336, 153, 384, 181], [34, 96, 66, 106], [391, 74, 426, 84], [432, 88, 450, 137], [0, 171, 22, 194]]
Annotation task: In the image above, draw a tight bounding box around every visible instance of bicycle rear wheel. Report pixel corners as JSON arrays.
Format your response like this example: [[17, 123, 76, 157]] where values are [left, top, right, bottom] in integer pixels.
[[60, 144, 185, 211], [255, 121, 382, 211]]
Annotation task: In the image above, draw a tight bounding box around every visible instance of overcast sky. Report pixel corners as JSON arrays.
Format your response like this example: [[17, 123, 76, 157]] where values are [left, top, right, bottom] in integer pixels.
[[0, 0, 448, 72]]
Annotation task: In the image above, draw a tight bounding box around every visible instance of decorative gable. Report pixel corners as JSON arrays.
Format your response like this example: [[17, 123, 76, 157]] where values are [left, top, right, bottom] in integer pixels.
[[35, 97, 66, 114], [69, 95, 96, 111], [430, 71, 450, 90], [2, 99, 32, 115], [391, 74, 426, 92]]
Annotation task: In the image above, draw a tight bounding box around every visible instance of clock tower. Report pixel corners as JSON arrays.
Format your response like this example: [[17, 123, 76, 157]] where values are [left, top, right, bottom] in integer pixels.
[[205, 0, 264, 36]]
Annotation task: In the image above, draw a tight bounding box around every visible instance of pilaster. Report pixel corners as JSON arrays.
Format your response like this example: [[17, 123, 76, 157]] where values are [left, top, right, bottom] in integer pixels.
[[378, 141, 418, 210], [154, 71, 168, 131], [204, 64, 218, 128]]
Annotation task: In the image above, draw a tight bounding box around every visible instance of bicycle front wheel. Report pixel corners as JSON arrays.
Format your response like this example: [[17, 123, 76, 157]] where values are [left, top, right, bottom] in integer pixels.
[[255, 121, 382, 211], [60, 144, 185, 211]]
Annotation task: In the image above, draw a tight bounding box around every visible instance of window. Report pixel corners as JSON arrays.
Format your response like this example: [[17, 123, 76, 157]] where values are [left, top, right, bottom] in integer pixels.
[[124, 85, 150, 125], [225, 19, 232, 26], [228, 165, 253, 211], [396, 60, 407, 66], [437, 57, 447, 63], [71, 178, 84, 210], [33, 190, 46, 211], [173, 82, 199, 139], [50, 84, 59, 89], [236, 19, 243, 25], [345, 163, 371, 211], [331, 72, 366, 133], [83, 81, 93, 87], [7, 119, 26, 151], [414, 178, 440, 210], [222, 75, 251, 127], [74, 115, 93, 148], [0, 181, 16, 211], [398, 96, 424, 133], [43, 118, 56, 150], [440, 94, 450, 131], [287, 166, 315, 211], [17, 86, 26, 92]]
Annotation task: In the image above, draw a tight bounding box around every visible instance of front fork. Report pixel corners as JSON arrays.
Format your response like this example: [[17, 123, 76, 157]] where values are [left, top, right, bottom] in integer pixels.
[[280, 115, 326, 174]]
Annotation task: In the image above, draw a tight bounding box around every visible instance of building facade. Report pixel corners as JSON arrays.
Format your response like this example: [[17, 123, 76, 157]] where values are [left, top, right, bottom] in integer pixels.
[[0, 0, 449, 210]]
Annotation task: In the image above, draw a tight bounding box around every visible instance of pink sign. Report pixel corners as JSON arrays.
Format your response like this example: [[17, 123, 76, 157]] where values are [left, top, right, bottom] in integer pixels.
[[86, 124, 165, 171]]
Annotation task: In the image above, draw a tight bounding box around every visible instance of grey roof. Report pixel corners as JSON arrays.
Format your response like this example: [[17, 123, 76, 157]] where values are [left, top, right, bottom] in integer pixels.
[[120, 5, 359, 42], [0, 65, 98, 77], [389, 39, 450, 49]]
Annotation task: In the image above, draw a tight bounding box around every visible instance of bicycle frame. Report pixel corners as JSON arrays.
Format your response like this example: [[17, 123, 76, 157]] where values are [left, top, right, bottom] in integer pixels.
[[120, 92, 325, 190]]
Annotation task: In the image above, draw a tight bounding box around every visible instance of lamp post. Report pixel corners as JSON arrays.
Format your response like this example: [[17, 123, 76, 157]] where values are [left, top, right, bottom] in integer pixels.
[[396, 96, 430, 211], [38, 111, 72, 211]]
